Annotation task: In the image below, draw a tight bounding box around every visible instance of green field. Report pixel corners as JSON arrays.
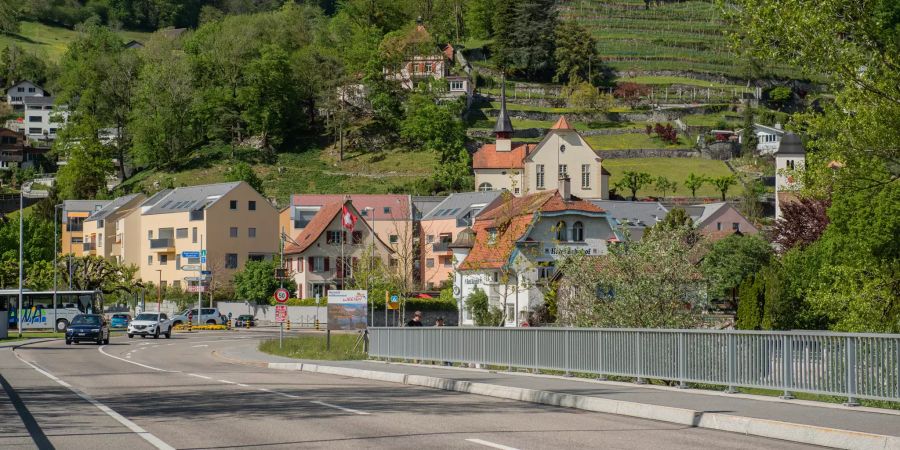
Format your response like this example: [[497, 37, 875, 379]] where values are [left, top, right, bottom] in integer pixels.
[[586, 132, 691, 150], [603, 157, 733, 198], [0, 21, 152, 60], [259, 333, 367, 360]]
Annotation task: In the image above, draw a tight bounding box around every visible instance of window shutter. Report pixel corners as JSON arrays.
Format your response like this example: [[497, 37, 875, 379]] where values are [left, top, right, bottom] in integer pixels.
[[324, 257, 330, 272], [308, 257, 314, 272], [336, 257, 343, 278], [298, 258, 303, 273]]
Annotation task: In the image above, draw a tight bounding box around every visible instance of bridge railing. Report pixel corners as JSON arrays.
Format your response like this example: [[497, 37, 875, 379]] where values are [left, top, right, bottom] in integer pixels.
[[368, 327, 900, 404]]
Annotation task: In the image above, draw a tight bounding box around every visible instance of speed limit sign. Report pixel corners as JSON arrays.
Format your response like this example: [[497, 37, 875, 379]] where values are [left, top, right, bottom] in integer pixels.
[[274, 288, 289, 304]]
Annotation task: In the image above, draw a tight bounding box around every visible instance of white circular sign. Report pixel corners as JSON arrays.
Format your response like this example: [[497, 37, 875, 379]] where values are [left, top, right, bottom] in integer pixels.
[[274, 288, 290, 303]]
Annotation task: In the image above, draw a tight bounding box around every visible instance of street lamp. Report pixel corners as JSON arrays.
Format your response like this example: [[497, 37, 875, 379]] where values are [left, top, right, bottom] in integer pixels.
[[53, 203, 62, 331], [16, 190, 23, 337], [362, 207, 376, 326]]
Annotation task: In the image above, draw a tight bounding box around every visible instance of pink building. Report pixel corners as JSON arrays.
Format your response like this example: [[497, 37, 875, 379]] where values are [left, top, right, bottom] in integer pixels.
[[686, 202, 759, 239]]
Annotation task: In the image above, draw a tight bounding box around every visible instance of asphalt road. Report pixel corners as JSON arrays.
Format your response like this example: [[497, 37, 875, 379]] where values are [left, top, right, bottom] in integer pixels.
[[1, 331, 821, 450]]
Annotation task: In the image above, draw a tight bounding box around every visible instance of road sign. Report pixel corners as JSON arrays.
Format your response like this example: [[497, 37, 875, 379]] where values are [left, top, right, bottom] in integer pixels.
[[184, 276, 210, 282], [201, 249, 207, 257], [186, 285, 207, 293], [275, 305, 287, 323], [181, 264, 201, 271], [387, 294, 400, 310], [200, 257, 207, 264], [181, 251, 200, 258], [274, 288, 290, 303], [200, 270, 211, 275]]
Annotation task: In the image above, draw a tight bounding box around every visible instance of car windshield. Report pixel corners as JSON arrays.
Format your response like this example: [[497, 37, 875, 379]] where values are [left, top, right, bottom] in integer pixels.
[[135, 313, 160, 321], [113, 314, 129, 319], [72, 315, 100, 325]]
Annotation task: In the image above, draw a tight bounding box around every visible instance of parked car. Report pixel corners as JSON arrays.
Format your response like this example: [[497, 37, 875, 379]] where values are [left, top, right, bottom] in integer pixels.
[[66, 314, 110, 345], [234, 314, 255, 327], [170, 308, 225, 326], [110, 313, 131, 328], [128, 312, 173, 339]]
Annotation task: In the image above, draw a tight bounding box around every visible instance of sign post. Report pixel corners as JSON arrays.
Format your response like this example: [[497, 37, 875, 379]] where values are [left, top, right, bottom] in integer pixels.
[[274, 288, 289, 348]]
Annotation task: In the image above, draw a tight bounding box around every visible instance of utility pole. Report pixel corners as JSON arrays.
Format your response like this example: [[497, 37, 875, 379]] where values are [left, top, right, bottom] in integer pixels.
[[197, 234, 203, 326], [17, 191, 23, 337], [53, 203, 61, 331]]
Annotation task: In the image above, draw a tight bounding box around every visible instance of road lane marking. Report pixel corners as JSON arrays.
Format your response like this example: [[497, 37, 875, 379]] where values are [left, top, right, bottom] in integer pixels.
[[236, 383, 250, 387], [99, 346, 179, 373], [217, 379, 238, 385], [13, 351, 175, 450], [311, 400, 370, 415], [191, 344, 209, 348], [465, 438, 520, 450], [188, 373, 212, 380]]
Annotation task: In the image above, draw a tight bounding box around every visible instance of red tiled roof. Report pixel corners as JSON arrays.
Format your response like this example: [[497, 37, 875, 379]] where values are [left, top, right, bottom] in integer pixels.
[[551, 115, 574, 130], [472, 143, 534, 169], [292, 194, 410, 221], [284, 202, 344, 254]]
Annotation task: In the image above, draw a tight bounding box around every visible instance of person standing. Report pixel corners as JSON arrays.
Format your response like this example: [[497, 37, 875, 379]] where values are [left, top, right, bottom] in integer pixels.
[[406, 311, 424, 327]]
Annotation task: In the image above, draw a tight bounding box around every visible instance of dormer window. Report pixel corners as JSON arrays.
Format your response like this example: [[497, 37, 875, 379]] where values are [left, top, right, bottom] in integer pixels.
[[487, 228, 498, 244]]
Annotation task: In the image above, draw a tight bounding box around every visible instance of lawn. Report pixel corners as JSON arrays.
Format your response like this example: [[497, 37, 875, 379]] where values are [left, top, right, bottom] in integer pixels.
[[0, 21, 152, 60], [680, 112, 743, 127], [615, 75, 751, 91], [0, 331, 64, 342], [603, 157, 733, 198], [259, 333, 368, 360], [585, 132, 692, 150]]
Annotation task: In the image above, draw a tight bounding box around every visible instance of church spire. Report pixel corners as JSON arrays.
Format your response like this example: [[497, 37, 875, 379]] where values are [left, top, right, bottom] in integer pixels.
[[493, 73, 513, 138]]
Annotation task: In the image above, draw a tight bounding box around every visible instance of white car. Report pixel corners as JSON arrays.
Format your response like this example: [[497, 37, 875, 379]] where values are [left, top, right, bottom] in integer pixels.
[[170, 308, 225, 326], [127, 312, 173, 339]]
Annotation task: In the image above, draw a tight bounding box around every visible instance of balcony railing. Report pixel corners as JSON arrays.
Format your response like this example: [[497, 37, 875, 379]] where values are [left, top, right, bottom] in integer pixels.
[[82, 242, 96, 252], [432, 242, 452, 253], [149, 238, 174, 251]]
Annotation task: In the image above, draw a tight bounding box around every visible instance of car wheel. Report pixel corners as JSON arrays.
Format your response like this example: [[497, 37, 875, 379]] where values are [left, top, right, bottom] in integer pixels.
[[65, 339, 71, 345], [128, 334, 133, 339], [140, 335, 145, 339], [154, 329, 159, 339], [165, 328, 171, 339], [56, 319, 69, 332], [206, 319, 216, 325]]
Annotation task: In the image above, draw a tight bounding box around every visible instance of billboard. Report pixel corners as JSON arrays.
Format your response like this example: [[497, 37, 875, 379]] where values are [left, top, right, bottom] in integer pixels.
[[327, 290, 367, 331]]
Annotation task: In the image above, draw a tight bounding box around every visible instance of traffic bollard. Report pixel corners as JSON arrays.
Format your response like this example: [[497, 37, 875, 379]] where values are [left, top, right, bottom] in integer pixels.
[[315, 319, 319, 330], [246, 319, 250, 329], [286, 319, 291, 331]]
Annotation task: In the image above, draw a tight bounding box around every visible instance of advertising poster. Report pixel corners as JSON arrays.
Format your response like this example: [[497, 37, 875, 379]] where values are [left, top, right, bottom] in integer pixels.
[[327, 290, 368, 331]]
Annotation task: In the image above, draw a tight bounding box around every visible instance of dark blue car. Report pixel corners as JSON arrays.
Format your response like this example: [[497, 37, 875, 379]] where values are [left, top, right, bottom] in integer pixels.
[[66, 314, 110, 345]]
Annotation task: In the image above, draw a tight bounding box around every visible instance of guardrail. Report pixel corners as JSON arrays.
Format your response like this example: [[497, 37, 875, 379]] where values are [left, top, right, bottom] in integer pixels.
[[368, 327, 900, 404]]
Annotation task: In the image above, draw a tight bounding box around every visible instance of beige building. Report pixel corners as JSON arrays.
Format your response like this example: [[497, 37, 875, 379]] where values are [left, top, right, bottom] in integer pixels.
[[137, 182, 279, 290], [61, 200, 111, 255], [81, 194, 146, 266], [473, 85, 610, 199]]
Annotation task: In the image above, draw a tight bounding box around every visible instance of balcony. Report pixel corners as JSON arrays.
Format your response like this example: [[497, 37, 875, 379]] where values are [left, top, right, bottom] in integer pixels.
[[432, 242, 452, 253], [82, 242, 96, 255], [149, 238, 175, 252]]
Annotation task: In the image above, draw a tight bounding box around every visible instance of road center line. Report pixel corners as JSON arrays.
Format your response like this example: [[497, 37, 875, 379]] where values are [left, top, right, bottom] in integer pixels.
[[13, 351, 175, 450], [99, 346, 179, 373], [465, 438, 520, 450], [191, 344, 209, 348], [311, 400, 370, 415], [217, 379, 238, 385], [188, 373, 212, 380]]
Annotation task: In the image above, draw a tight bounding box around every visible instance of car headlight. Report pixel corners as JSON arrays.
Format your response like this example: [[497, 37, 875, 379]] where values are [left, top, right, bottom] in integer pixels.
[[90, 328, 100, 333]]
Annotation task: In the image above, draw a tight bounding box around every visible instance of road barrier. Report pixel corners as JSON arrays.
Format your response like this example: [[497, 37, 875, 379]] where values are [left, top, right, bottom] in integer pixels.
[[369, 327, 900, 404]]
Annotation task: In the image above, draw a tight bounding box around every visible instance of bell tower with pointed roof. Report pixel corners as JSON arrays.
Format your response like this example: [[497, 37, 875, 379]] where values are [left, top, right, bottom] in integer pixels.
[[494, 74, 514, 151]]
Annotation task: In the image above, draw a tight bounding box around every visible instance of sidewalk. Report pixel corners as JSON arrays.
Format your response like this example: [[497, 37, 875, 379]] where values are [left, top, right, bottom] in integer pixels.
[[217, 339, 900, 449]]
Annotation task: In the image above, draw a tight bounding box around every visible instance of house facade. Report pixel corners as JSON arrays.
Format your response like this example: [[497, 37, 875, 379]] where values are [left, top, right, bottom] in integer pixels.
[[5, 81, 47, 111], [0, 127, 26, 170], [19, 96, 67, 141], [452, 187, 620, 326], [81, 194, 146, 265], [774, 132, 806, 220], [686, 202, 760, 237], [420, 191, 503, 290], [283, 201, 393, 299], [61, 200, 111, 255]]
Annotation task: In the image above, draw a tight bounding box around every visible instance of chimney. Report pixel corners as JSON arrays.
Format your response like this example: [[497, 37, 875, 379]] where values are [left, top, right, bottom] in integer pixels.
[[559, 175, 571, 201], [774, 123, 782, 130]]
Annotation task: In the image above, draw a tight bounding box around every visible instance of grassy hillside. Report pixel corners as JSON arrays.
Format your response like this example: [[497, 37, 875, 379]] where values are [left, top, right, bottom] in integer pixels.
[[561, 0, 801, 80], [604, 158, 732, 198], [0, 21, 152, 60]]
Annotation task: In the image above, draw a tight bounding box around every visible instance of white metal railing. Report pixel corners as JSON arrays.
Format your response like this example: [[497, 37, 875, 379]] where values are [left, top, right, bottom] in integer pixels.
[[368, 327, 900, 404]]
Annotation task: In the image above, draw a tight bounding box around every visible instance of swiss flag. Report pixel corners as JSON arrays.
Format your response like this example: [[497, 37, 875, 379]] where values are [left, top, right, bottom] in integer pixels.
[[341, 205, 357, 231]]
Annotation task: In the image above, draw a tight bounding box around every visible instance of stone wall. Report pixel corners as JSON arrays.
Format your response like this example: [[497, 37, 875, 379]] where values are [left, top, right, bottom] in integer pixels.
[[599, 149, 700, 159]]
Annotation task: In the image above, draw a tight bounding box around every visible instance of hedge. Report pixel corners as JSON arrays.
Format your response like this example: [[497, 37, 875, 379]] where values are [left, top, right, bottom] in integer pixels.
[[253, 297, 457, 311]]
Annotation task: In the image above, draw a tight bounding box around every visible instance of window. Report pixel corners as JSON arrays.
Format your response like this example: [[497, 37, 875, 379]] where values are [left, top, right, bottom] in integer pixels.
[[581, 164, 590, 189], [248, 201, 256, 211], [173, 280, 180, 289], [28, 116, 41, 123], [514, 187, 520, 194], [230, 227, 238, 238], [160, 254, 168, 265], [313, 257, 325, 272], [478, 182, 493, 191], [148, 230, 153, 240], [247, 227, 256, 238], [389, 235, 399, 244], [506, 304, 515, 322], [732, 222, 740, 231], [71, 237, 83, 244], [326, 230, 343, 244], [716, 222, 722, 231], [383, 207, 392, 214], [426, 258, 435, 268], [426, 235, 434, 244], [176, 228, 188, 239], [787, 160, 795, 170], [572, 222, 584, 242], [487, 228, 498, 244], [225, 253, 238, 269], [27, 87, 35, 93], [248, 254, 265, 262], [229, 200, 237, 210], [98, 219, 104, 227], [192, 227, 198, 243], [450, 80, 464, 91], [352, 231, 363, 245], [28, 128, 41, 134], [536, 164, 545, 189], [98, 233, 103, 247], [538, 263, 555, 280], [147, 255, 153, 265], [16, 87, 23, 92], [190, 209, 204, 221], [555, 221, 567, 242]]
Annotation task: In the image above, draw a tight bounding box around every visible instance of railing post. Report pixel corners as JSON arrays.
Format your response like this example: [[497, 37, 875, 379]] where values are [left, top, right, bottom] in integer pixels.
[[533, 328, 539, 373], [678, 332, 687, 388], [597, 330, 606, 380], [844, 336, 860, 406], [565, 329, 571, 377], [726, 332, 737, 393], [481, 328, 486, 369], [780, 334, 794, 400], [507, 329, 512, 372], [636, 331, 646, 384]]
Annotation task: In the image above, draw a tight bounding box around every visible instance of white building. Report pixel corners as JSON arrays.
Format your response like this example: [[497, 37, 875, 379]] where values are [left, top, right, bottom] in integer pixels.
[[20, 97, 67, 141], [5, 81, 47, 111], [737, 123, 785, 155], [774, 132, 806, 220]]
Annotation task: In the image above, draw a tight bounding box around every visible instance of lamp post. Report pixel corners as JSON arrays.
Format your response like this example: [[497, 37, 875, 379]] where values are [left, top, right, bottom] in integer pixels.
[[363, 207, 375, 326], [53, 203, 62, 332], [17, 190, 23, 337]]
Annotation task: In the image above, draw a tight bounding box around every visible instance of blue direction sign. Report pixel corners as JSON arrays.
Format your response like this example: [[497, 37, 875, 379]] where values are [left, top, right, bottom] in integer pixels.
[[200, 270, 211, 275], [200, 256, 207, 264], [181, 251, 200, 258]]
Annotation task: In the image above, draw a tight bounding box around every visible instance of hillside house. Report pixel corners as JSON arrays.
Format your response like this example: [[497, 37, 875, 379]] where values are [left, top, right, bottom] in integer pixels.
[[20, 96, 68, 141], [5, 81, 47, 111], [685, 202, 759, 238], [736, 123, 784, 155], [774, 132, 806, 220]]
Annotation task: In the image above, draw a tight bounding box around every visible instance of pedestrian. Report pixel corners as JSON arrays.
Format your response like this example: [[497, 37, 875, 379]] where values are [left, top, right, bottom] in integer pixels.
[[406, 311, 423, 327]]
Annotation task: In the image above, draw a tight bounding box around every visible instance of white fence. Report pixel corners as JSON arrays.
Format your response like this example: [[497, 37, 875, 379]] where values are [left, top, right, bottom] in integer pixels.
[[369, 327, 900, 404]]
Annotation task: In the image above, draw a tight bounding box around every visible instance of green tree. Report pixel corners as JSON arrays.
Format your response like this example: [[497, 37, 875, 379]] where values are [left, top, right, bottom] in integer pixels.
[[54, 120, 114, 200], [701, 234, 772, 301], [564, 81, 613, 113], [238, 45, 300, 153], [654, 176, 677, 198], [553, 21, 599, 84], [432, 148, 473, 192], [233, 259, 281, 304], [0, 0, 19, 34], [1, 45, 51, 89], [613, 171, 652, 200], [710, 175, 737, 201], [58, 256, 141, 296], [493, 0, 557, 80], [465, 0, 495, 39], [735, 273, 764, 330], [226, 162, 264, 194], [400, 90, 466, 163], [766, 86, 792, 110], [740, 106, 757, 155], [683, 173, 707, 198], [465, 288, 503, 326]]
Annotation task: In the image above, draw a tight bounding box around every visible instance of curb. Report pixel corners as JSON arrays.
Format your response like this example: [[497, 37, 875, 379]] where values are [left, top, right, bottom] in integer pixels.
[[261, 360, 899, 450]]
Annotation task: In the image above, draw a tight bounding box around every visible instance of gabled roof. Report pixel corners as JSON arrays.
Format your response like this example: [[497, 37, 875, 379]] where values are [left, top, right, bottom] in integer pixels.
[[141, 182, 242, 215], [63, 200, 111, 215], [412, 195, 446, 219], [753, 123, 785, 135], [283, 201, 391, 255], [5, 80, 44, 93], [422, 191, 503, 221], [589, 200, 668, 228], [86, 194, 142, 222], [292, 194, 410, 221], [472, 143, 534, 169], [686, 202, 729, 226], [551, 115, 574, 130]]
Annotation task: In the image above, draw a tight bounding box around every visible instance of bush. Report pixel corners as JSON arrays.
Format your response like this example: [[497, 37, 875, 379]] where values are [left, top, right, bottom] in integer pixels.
[[258, 296, 458, 311], [465, 288, 503, 326]]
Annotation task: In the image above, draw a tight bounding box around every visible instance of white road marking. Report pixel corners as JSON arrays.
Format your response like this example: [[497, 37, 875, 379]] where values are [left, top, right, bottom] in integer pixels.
[[188, 373, 212, 380], [218, 379, 238, 385], [13, 351, 175, 450], [277, 392, 301, 399], [465, 438, 520, 450], [191, 344, 209, 348], [99, 346, 179, 373], [236, 383, 250, 387], [311, 400, 370, 415]]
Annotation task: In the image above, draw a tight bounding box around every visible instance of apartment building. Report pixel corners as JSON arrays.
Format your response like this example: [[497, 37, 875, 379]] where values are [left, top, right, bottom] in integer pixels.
[[61, 200, 111, 255], [137, 182, 279, 290], [283, 200, 393, 298], [420, 191, 503, 289], [81, 194, 146, 265]]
